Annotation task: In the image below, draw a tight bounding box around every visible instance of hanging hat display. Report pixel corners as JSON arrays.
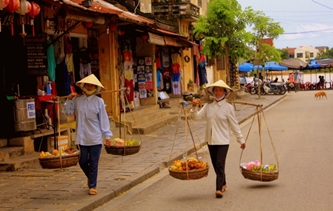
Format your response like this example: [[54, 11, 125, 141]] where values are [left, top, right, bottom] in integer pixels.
[[0, 0, 10, 32], [28, 1, 40, 37], [76, 74, 105, 92], [205, 80, 232, 96], [15, 0, 31, 37], [6, 0, 20, 36]]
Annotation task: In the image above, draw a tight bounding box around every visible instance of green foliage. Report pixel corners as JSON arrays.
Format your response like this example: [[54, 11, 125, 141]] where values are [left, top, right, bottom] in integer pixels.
[[278, 49, 290, 60], [194, 0, 284, 64]]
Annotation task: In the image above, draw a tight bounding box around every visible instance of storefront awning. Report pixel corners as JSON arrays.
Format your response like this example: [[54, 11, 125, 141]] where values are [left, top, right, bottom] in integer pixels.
[[148, 32, 165, 46], [62, 0, 154, 25], [163, 37, 182, 47]]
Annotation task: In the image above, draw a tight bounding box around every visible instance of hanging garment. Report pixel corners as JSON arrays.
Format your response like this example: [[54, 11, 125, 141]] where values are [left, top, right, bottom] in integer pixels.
[[65, 54, 74, 72], [156, 69, 162, 90], [47, 43, 56, 82], [171, 63, 180, 74], [56, 59, 71, 96], [199, 62, 208, 86], [124, 61, 134, 101], [172, 72, 181, 95], [80, 63, 92, 80], [163, 67, 172, 93]]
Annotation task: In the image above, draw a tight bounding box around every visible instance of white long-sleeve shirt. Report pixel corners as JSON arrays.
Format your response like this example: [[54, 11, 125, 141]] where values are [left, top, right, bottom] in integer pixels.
[[190, 100, 244, 145], [63, 95, 112, 146]]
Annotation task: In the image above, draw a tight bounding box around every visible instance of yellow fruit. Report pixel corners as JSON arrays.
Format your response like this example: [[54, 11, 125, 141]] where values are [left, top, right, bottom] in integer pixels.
[[52, 150, 59, 156], [170, 165, 178, 171], [175, 162, 182, 168]]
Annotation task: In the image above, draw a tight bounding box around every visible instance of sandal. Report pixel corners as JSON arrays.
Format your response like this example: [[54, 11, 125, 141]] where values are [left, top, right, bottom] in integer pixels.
[[215, 190, 223, 198], [222, 185, 227, 192], [89, 188, 98, 195]]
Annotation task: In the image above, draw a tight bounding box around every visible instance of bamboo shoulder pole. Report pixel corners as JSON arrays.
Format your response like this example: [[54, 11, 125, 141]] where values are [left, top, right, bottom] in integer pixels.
[[56, 88, 126, 99]]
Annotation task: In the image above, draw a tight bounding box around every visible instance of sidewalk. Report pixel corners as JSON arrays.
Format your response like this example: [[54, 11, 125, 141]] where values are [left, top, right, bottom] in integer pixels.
[[0, 93, 287, 211]]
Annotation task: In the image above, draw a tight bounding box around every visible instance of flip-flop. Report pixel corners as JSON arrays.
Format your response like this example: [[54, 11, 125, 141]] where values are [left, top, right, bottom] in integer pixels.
[[89, 188, 98, 195], [215, 190, 223, 198]]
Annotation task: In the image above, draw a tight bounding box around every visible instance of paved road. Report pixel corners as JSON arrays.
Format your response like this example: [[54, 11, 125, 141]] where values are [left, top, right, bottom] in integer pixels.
[[0, 92, 301, 211], [95, 90, 333, 211]]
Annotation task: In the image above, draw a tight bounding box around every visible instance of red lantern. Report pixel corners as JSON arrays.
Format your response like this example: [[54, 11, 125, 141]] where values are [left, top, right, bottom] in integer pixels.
[[0, 0, 10, 32], [16, 0, 31, 37], [118, 30, 125, 36], [0, 0, 9, 9], [82, 22, 94, 28], [28, 1, 40, 37], [6, 0, 20, 36], [141, 34, 148, 41], [109, 23, 117, 32]]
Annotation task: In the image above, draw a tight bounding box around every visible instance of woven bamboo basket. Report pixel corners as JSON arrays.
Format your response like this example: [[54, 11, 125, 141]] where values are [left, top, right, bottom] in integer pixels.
[[169, 166, 209, 180], [39, 152, 79, 169], [104, 145, 141, 156], [240, 166, 279, 182]]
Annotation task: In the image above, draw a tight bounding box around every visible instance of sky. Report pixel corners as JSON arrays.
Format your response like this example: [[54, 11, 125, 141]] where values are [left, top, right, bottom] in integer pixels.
[[236, 0, 333, 49]]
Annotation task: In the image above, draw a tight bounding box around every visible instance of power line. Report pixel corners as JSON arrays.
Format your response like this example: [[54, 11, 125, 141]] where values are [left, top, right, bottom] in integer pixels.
[[311, 0, 333, 10], [283, 28, 333, 35]]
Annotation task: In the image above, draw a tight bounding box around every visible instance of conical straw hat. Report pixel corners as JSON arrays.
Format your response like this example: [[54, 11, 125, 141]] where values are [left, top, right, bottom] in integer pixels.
[[76, 74, 105, 90], [205, 80, 232, 96]]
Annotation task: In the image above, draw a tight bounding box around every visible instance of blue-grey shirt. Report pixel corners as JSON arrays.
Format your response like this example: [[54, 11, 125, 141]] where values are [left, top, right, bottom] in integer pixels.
[[63, 95, 112, 146]]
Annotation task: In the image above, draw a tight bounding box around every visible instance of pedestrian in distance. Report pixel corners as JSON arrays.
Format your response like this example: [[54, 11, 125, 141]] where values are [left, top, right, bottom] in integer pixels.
[[287, 72, 296, 93], [63, 74, 113, 196], [295, 71, 301, 91], [190, 80, 246, 198]]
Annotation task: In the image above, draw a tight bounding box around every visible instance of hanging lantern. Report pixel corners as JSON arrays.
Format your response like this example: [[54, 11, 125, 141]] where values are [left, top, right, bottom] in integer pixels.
[[82, 22, 94, 29], [16, 0, 31, 37], [28, 1, 40, 37], [118, 30, 125, 36], [6, 0, 20, 36], [109, 23, 117, 32], [141, 34, 148, 41], [0, 0, 10, 32], [0, 0, 9, 8]]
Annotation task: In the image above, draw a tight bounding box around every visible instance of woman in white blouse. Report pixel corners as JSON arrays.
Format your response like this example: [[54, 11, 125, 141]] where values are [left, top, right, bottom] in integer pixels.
[[191, 80, 246, 198]]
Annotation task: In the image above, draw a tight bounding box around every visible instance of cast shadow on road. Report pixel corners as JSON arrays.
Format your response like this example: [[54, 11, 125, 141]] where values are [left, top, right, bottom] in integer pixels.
[[244, 183, 278, 189]]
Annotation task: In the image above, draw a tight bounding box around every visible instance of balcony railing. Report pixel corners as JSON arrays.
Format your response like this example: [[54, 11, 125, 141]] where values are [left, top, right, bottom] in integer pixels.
[[152, 1, 200, 22]]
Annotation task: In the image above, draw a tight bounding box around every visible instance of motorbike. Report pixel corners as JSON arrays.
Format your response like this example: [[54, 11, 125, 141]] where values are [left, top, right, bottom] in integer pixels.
[[249, 81, 265, 95], [262, 82, 286, 95]]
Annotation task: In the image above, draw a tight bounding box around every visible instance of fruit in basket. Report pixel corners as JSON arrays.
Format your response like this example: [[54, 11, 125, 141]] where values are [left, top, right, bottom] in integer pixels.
[[108, 138, 140, 147], [170, 158, 207, 171], [251, 164, 277, 172], [52, 149, 59, 156], [246, 160, 261, 170], [112, 138, 125, 146]]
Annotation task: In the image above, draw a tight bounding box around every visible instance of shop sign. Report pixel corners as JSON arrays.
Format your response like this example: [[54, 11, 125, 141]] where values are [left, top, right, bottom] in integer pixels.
[[25, 35, 47, 75]]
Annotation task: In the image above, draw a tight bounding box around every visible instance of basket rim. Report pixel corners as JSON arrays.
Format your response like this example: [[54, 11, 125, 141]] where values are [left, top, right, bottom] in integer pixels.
[[239, 166, 279, 174], [39, 152, 79, 160], [104, 144, 141, 149], [168, 165, 209, 173]]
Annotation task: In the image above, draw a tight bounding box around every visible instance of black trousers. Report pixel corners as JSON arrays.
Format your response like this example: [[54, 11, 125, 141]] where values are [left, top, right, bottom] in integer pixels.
[[208, 144, 229, 191]]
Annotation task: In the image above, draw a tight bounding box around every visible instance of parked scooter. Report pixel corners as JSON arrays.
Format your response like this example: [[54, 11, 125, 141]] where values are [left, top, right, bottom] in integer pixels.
[[262, 82, 286, 95]]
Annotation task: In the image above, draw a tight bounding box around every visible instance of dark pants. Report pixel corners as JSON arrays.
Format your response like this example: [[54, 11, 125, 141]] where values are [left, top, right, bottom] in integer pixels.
[[208, 144, 229, 191], [79, 144, 102, 189]]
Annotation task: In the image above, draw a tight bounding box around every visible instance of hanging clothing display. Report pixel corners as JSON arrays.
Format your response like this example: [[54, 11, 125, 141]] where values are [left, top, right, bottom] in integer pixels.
[[79, 63, 92, 79], [163, 67, 172, 94], [171, 63, 181, 95], [199, 62, 208, 86], [47, 42, 56, 82], [124, 60, 134, 101]]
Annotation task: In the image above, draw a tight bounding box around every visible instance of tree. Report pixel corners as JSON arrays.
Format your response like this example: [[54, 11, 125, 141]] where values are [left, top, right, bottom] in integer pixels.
[[193, 0, 253, 86], [279, 49, 290, 60], [193, 0, 284, 87]]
